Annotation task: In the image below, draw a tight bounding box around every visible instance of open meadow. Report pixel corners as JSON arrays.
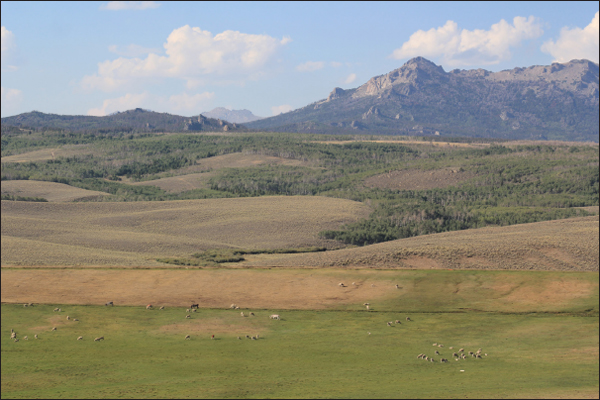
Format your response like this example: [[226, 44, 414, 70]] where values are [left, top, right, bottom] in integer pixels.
[[2, 275, 598, 399]]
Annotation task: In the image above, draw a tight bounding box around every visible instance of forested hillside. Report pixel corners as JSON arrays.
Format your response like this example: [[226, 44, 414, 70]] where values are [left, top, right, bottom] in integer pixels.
[[1, 129, 598, 246]]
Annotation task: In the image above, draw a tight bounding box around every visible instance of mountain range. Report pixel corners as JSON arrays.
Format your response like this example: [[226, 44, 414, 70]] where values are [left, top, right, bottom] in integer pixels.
[[247, 57, 599, 142], [1, 108, 244, 134]]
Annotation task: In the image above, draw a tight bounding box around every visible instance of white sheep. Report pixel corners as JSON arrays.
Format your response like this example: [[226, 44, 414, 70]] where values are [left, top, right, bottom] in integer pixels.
[[51, 327, 57, 331], [77, 336, 83, 340], [241, 312, 245, 317], [23, 336, 28, 340], [269, 314, 280, 320], [94, 336, 104, 341], [34, 334, 38, 339], [185, 335, 191, 340]]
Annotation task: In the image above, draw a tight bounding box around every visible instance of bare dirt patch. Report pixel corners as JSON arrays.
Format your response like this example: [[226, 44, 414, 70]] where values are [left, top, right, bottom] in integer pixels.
[[1, 180, 109, 202], [158, 318, 268, 336], [364, 168, 475, 190]]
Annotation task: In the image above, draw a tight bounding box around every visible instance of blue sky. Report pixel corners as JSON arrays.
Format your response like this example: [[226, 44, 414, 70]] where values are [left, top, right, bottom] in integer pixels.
[[1, 1, 598, 118]]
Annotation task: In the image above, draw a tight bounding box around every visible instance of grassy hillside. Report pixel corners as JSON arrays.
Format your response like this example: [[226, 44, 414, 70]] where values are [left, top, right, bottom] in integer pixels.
[[243, 216, 599, 271], [1, 180, 109, 202], [0, 196, 370, 266]]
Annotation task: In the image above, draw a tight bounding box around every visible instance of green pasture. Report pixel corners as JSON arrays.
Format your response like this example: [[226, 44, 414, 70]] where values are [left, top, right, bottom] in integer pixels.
[[2, 304, 598, 399]]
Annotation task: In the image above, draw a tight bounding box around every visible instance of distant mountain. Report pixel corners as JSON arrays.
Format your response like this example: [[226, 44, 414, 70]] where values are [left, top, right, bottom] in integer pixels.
[[247, 57, 599, 142], [201, 107, 263, 124], [1, 108, 246, 134]]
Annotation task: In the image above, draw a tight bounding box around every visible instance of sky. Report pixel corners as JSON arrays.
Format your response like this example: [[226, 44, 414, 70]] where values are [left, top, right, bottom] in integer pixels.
[[1, 1, 598, 118]]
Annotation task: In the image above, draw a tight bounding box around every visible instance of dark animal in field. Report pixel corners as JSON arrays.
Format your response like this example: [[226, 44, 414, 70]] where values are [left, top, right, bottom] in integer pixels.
[[190, 303, 199, 309]]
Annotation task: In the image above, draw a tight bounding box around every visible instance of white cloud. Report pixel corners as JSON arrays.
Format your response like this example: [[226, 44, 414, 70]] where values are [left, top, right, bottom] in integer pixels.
[[391, 16, 544, 67], [82, 25, 290, 91], [1, 86, 22, 102], [296, 61, 325, 72], [330, 61, 342, 68], [100, 1, 160, 10], [1, 86, 23, 116], [541, 11, 599, 63], [87, 91, 214, 116], [343, 73, 357, 84], [1, 26, 17, 70], [271, 104, 292, 116], [108, 44, 162, 57]]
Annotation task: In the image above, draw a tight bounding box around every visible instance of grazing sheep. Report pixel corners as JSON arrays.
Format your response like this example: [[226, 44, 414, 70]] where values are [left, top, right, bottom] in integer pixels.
[[368, 332, 371, 335], [51, 327, 57, 331], [269, 314, 280, 320], [146, 304, 153, 310], [249, 312, 254, 316], [185, 315, 191, 319], [14, 339, 19, 342], [476, 354, 482, 359], [235, 306, 240, 310], [186, 309, 190, 313], [256, 335, 259, 339], [406, 317, 412, 321], [238, 337, 241, 340], [438, 344, 444, 348], [387, 322, 392, 326], [66, 316, 70, 320], [190, 303, 199, 309], [241, 312, 245, 317], [452, 353, 459, 358], [94, 336, 104, 341], [441, 358, 448, 363], [461, 354, 466, 359], [77, 336, 83, 340], [449, 347, 453, 349], [192, 309, 197, 312], [366, 305, 370, 310], [395, 284, 400, 289], [251, 336, 256, 340], [34, 334, 38, 339], [468, 351, 474, 355], [484, 353, 488, 356], [246, 335, 250, 339], [459, 348, 464, 352], [23, 336, 28, 340], [211, 335, 215, 340], [395, 320, 401, 324], [455, 358, 460, 361], [432, 343, 438, 346], [352, 282, 356, 286], [23, 303, 29, 307], [434, 350, 440, 355], [73, 318, 79, 322], [430, 358, 435, 362], [53, 308, 59, 312], [105, 301, 114, 306], [10, 332, 16, 339], [185, 335, 190, 340], [424, 356, 429, 361], [230, 304, 237, 309], [159, 306, 165, 310]]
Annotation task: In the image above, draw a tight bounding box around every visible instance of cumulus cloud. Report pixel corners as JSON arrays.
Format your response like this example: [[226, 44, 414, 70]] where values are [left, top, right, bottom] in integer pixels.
[[100, 1, 160, 10], [296, 61, 325, 72], [1, 26, 17, 70], [82, 25, 290, 91], [108, 44, 162, 57], [391, 16, 544, 67], [343, 73, 357, 84], [87, 91, 214, 116], [541, 11, 599, 63], [271, 104, 292, 116]]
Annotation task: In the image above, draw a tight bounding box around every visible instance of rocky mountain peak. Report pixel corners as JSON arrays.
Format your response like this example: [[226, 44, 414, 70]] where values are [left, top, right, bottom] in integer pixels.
[[353, 57, 447, 98]]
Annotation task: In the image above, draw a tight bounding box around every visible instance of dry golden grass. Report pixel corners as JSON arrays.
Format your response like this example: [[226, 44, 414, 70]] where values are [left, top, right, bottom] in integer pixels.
[[1, 180, 109, 202], [132, 152, 310, 193], [1, 145, 91, 163], [1, 196, 370, 266], [312, 139, 490, 148], [1, 267, 596, 313], [242, 216, 599, 271], [364, 167, 475, 190]]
